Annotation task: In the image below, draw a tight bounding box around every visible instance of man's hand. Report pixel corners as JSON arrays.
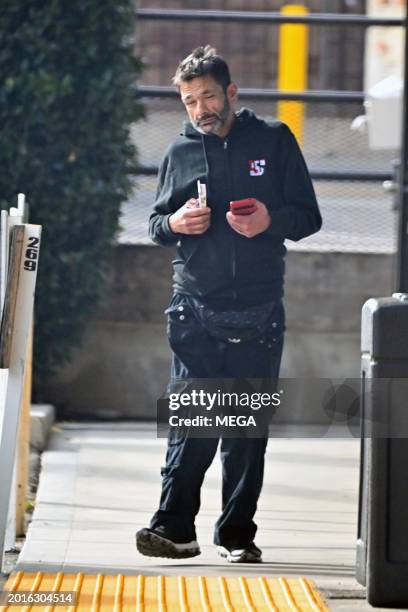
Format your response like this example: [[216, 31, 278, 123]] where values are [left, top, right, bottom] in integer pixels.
[[226, 199, 271, 238], [169, 199, 211, 235]]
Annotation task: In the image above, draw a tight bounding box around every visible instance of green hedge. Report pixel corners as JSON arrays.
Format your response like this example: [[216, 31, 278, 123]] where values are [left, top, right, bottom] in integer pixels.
[[0, 1, 144, 396]]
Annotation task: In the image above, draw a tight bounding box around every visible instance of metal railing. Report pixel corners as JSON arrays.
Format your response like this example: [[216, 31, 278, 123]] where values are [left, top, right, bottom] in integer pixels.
[[134, 9, 403, 183], [136, 9, 403, 27], [135, 86, 392, 181], [126, 7, 405, 253]]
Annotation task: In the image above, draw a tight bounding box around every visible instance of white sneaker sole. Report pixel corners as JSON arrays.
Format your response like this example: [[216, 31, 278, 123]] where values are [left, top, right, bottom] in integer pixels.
[[217, 545, 262, 563]]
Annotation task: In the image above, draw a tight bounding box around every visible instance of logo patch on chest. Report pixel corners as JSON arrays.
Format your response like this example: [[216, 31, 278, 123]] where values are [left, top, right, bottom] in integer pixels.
[[249, 159, 266, 176]]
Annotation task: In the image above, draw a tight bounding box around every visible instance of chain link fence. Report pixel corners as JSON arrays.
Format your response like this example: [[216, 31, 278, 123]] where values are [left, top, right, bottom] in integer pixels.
[[118, 5, 401, 254], [120, 98, 398, 253]]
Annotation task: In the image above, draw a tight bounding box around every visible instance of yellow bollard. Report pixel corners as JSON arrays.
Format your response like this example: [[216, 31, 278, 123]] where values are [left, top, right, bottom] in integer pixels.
[[277, 4, 309, 147]]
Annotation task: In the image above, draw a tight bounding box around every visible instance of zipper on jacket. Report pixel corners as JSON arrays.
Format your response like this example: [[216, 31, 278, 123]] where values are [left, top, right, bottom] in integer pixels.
[[224, 139, 238, 301]]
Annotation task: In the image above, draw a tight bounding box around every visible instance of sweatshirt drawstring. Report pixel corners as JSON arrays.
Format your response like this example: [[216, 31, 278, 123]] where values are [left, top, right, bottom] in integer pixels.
[[201, 136, 210, 198]]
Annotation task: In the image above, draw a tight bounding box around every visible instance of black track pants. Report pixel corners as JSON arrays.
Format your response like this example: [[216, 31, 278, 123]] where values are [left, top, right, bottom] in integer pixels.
[[150, 294, 284, 548]]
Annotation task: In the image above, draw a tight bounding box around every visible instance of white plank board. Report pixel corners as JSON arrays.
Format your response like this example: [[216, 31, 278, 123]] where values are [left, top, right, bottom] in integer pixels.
[[0, 210, 14, 551], [0, 210, 8, 319], [0, 223, 41, 570], [0, 195, 29, 555]]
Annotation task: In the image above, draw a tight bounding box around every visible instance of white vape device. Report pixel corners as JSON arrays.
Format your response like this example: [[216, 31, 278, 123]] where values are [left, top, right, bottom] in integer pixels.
[[197, 180, 207, 207]]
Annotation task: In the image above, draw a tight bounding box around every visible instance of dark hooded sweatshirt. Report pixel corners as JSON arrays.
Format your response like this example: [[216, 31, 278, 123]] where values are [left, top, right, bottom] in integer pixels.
[[149, 108, 322, 307]]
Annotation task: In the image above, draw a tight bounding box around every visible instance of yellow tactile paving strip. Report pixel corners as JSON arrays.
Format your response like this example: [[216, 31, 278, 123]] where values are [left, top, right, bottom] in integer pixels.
[[0, 572, 329, 611]]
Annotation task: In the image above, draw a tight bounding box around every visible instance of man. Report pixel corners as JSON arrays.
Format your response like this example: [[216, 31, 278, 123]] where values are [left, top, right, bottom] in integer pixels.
[[136, 46, 321, 563]]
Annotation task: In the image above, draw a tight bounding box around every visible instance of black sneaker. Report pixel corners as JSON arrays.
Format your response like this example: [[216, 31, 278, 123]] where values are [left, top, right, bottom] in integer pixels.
[[136, 528, 201, 559], [217, 542, 262, 563]]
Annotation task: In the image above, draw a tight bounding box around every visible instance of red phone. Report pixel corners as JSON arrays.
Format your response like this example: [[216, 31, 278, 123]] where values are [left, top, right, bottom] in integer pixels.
[[230, 198, 256, 215]]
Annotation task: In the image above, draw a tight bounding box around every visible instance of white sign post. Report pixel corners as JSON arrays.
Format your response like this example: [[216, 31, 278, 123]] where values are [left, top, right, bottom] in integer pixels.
[[0, 208, 12, 554], [0, 195, 41, 571]]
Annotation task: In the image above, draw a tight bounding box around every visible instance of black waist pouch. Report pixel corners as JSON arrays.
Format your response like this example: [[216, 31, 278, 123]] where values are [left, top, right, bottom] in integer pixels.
[[190, 298, 276, 343]]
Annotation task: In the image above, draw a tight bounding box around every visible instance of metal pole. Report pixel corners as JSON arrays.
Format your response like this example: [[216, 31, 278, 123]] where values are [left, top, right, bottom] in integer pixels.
[[396, 16, 408, 293], [277, 4, 309, 146], [135, 84, 365, 102], [135, 9, 403, 27]]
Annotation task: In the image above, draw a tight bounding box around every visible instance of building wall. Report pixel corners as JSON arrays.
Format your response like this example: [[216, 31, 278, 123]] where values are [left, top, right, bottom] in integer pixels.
[[45, 245, 393, 423], [136, 0, 366, 92]]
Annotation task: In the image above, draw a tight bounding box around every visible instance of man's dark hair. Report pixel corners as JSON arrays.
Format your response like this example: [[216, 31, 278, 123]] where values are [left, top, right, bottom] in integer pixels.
[[172, 45, 231, 91]]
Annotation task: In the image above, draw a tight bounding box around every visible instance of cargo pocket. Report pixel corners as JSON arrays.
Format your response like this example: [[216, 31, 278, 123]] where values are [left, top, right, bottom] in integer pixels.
[[165, 296, 205, 349], [164, 296, 209, 377], [166, 303, 196, 345]]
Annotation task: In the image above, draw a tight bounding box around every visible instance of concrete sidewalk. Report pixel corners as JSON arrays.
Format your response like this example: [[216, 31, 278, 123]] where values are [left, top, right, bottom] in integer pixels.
[[13, 422, 388, 610]]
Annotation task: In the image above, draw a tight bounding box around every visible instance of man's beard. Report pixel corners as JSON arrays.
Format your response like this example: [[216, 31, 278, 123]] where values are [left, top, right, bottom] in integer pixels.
[[192, 97, 232, 136]]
